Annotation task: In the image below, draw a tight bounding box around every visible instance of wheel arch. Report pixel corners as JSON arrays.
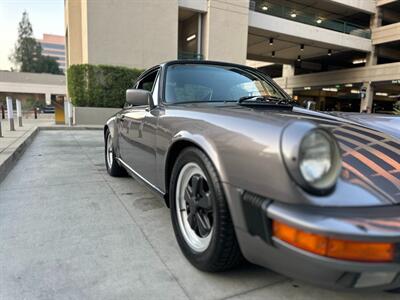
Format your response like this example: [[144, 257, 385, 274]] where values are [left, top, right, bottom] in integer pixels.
[[103, 124, 109, 139], [104, 117, 121, 156], [163, 133, 227, 207]]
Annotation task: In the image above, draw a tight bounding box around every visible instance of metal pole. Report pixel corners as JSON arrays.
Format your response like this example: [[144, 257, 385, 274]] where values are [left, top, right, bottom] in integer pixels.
[[34, 107, 38, 119], [1, 105, 4, 119], [0, 116, 2, 137], [6, 96, 15, 131], [16, 99, 22, 127]]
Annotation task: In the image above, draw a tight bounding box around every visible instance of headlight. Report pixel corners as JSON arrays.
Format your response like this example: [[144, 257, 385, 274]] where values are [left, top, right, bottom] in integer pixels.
[[299, 130, 340, 190], [281, 122, 341, 194]]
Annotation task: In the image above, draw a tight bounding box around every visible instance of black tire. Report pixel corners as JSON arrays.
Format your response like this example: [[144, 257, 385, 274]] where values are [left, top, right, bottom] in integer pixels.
[[105, 128, 127, 177], [170, 147, 243, 272], [386, 287, 400, 294]]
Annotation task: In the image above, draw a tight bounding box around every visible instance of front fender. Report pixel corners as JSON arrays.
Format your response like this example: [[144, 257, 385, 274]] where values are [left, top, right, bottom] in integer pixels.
[[164, 130, 229, 186]]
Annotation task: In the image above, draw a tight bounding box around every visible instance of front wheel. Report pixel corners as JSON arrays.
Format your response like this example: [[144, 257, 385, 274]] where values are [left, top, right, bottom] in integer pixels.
[[170, 147, 242, 272]]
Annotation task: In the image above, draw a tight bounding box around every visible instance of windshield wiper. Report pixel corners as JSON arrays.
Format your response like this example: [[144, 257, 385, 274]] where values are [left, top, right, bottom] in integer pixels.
[[238, 95, 293, 105], [238, 95, 265, 103]]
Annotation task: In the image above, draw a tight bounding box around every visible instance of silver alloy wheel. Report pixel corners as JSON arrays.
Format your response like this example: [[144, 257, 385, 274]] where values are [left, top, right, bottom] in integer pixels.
[[106, 133, 113, 169], [176, 162, 214, 252]]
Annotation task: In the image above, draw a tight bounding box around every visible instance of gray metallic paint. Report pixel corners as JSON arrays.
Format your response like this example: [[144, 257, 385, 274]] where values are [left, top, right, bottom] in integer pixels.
[[105, 61, 400, 290], [111, 103, 397, 208]]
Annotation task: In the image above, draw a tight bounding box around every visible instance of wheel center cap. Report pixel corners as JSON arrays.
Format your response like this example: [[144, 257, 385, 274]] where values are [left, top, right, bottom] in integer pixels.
[[189, 196, 199, 211]]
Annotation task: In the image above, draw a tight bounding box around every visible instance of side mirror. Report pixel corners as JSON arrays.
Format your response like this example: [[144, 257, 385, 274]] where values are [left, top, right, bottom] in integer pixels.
[[126, 89, 154, 108]]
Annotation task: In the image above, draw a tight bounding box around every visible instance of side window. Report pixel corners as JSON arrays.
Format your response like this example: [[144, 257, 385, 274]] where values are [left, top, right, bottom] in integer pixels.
[[138, 70, 159, 92], [152, 73, 160, 106]]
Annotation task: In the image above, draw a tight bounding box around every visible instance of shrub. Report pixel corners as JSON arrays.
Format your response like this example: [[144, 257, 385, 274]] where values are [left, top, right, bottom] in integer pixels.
[[67, 64, 143, 108]]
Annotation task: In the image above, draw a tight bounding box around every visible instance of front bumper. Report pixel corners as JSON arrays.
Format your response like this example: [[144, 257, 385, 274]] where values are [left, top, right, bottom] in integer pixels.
[[225, 186, 400, 290]]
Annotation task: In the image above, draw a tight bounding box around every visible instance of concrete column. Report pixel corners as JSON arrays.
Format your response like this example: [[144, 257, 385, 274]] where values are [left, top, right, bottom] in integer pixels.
[[360, 82, 374, 113], [197, 13, 203, 58], [361, 9, 382, 113], [319, 96, 326, 111], [45, 93, 52, 105], [282, 64, 295, 97], [366, 8, 382, 67], [202, 0, 249, 64], [6, 97, 15, 131], [16, 99, 22, 127]]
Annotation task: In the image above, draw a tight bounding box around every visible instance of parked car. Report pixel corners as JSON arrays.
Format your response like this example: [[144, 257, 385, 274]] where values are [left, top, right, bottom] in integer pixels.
[[104, 61, 400, 291], [41, 105, 55, 114]]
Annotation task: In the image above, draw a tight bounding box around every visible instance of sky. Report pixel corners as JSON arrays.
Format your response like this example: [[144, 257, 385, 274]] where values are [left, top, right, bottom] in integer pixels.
[[0, 0, 64, 71]]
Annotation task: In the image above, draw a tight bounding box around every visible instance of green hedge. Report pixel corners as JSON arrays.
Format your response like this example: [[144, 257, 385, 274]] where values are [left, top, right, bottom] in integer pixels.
[[67, 64, 143, 108]]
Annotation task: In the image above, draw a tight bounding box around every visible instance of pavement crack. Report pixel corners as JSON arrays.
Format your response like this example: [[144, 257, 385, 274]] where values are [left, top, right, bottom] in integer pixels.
[[220, 278, 289, 300]]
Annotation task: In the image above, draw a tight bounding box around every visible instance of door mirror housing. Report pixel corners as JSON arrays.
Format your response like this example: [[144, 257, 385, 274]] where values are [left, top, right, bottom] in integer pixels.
[[126, 89, 154, 108]]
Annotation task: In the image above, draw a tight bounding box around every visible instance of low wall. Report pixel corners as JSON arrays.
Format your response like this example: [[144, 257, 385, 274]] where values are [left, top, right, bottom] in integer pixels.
[[74, 107, 121, 125]]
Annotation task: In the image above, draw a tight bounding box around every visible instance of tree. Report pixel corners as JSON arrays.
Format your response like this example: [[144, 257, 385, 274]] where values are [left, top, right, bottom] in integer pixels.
[[37, 56, 64, 75], [9, 11, 62, 74]]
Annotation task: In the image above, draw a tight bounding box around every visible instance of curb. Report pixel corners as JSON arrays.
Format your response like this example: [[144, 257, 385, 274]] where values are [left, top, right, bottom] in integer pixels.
[[38, 125, 103, 131], [0, 126, 103, 184], [0, 127, 39, 184]]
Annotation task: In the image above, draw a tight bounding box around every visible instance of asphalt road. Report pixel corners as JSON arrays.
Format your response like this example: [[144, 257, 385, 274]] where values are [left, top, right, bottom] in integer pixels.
[[0, 130, 397, 300]]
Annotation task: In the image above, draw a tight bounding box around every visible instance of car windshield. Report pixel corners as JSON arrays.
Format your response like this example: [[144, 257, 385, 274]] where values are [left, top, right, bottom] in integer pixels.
[[164, 64, 287, 104]]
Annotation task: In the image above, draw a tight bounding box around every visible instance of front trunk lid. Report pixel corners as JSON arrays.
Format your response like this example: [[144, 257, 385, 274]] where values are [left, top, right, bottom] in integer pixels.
[[276, 109, 400, 204]]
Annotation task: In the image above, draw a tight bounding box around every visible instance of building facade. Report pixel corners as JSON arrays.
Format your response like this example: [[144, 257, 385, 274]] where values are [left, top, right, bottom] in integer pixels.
[[0, 70, 66, 105], [38, 34, 66, 72], [65, 0, 400, 113]]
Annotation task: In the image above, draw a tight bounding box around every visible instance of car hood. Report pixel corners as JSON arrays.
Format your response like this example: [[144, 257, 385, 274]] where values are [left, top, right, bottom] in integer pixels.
[[173, 103, 400, 204], [327, 112, 400, 139]]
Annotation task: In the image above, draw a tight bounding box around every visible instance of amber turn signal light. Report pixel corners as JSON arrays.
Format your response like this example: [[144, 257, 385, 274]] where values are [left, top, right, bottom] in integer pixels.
[[272, 220, 395, 262]]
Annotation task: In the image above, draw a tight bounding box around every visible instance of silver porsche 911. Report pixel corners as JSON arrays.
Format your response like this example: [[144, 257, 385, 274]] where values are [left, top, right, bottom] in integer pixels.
[[104, 60, 400, 290]]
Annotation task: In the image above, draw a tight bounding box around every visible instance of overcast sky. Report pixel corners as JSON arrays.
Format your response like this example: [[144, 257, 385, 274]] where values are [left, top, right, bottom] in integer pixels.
[[0, 0, 64, 71]]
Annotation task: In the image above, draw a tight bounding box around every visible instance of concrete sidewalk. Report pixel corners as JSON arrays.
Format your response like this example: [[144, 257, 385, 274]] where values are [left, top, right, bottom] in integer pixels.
[[0, 118, 53, 153], [0, 130, 397, 299], [0, 118, 53, 183], [0, 117, 102, 183]]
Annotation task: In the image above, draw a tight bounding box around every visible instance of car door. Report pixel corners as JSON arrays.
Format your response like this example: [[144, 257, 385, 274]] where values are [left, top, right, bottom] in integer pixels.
[[119, 69, 160, 184]]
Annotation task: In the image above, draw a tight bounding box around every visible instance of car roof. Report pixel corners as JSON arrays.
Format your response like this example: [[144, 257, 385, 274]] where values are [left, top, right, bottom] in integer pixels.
[[137, 60, 261, 82], [160, 60, 253, 70]]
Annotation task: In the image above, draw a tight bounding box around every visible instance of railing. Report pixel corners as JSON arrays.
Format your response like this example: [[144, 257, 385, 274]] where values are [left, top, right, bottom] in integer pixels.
[[178, 52, 204, 60], [250, 0, 371, 39]]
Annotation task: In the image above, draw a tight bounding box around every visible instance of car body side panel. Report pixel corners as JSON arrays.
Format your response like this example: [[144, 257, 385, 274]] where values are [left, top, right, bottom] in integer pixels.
[[155, 104, 395, 208], [107, 61, 399, 210], [120, 107, 158, 183]]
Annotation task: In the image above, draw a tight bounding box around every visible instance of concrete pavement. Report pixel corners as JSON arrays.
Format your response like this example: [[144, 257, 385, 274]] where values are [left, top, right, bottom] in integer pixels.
[[0, 130, 398, 299]]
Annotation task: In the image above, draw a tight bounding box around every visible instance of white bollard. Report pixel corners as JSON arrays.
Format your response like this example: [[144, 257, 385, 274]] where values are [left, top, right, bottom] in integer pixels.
[[68, 101, 73, 126], [16, 99, 22, 127], [6, 96, 15, 131], [64, 99, 68, 125]]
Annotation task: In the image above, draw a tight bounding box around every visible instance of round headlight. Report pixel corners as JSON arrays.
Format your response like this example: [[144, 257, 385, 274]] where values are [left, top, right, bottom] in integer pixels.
[[299, 130, 340, 190], [281, 122, 342, 195]]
